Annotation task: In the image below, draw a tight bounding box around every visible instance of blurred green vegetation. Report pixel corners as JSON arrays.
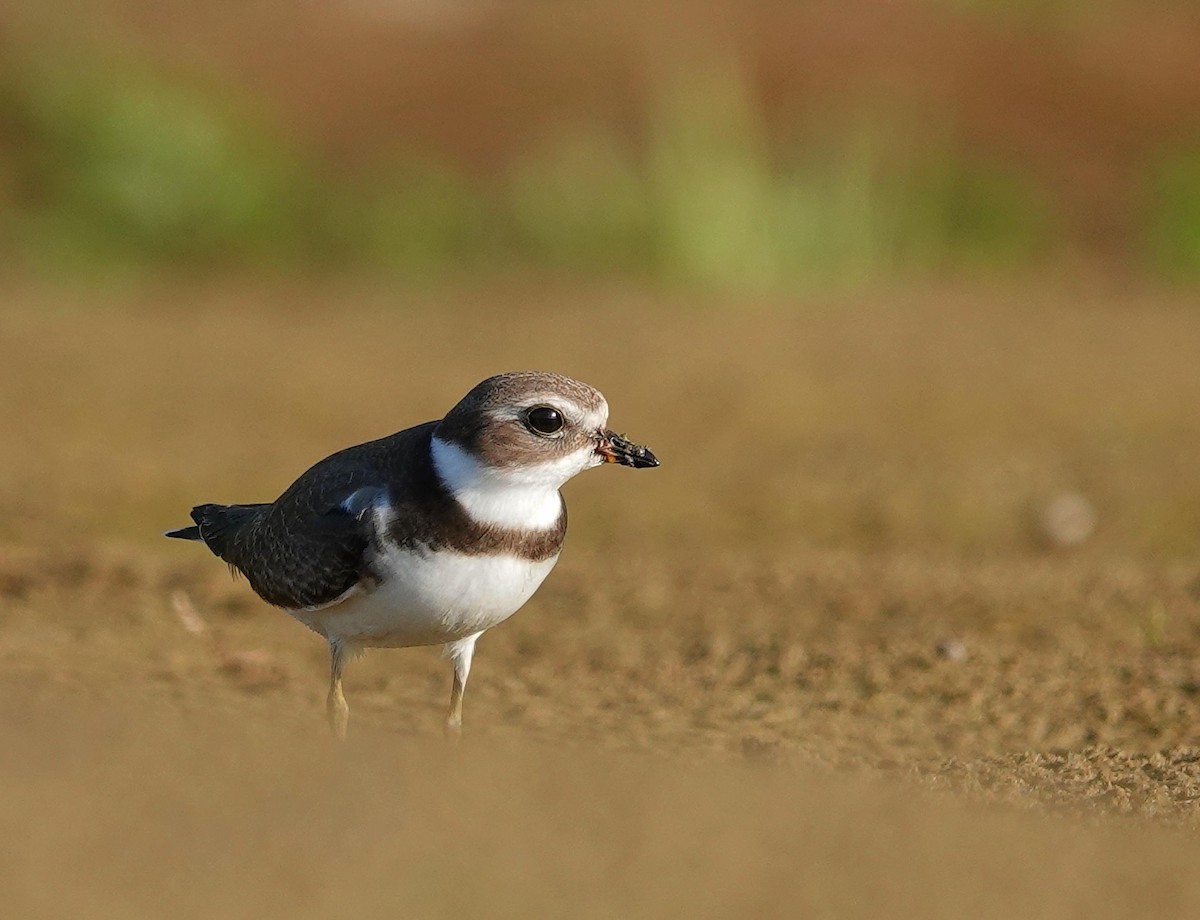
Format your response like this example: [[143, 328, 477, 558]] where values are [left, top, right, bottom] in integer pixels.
[[0, 51, 1192, 289], [0, 63, 313, 276], [1148, 148, 1200, 281], [512, 72, 1051, 291]]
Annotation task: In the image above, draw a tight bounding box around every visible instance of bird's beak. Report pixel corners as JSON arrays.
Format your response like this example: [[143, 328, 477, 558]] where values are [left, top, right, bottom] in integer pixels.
[[596, 429, 660, 468]]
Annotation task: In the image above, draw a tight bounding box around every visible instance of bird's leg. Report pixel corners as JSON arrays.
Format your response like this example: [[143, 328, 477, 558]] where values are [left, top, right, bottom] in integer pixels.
[[443, 632, 481, 741], [446, 672, 465, 739], [327, 641, 350, 740]]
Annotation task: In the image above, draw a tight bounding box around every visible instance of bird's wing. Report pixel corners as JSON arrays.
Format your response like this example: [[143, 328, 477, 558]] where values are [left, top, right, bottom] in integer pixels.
[[225, 423, 439, 610], [224, 477, 379, 610]]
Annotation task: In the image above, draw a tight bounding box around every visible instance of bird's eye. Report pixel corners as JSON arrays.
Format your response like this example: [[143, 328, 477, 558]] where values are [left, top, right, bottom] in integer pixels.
[[524, 406, 564, 435]]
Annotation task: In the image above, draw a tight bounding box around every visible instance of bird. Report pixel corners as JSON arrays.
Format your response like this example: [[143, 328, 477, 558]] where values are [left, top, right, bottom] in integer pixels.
[[165, 371, 659, 739]]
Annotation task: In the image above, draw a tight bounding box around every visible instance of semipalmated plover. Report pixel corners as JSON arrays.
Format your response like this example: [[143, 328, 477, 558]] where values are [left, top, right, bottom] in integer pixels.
[[166, 372, 658, 738]]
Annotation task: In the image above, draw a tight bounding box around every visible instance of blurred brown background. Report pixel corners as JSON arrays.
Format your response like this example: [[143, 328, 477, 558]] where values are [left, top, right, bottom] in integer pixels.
[[5, 0, 1200, 284], [4, 3, 1200, 918]]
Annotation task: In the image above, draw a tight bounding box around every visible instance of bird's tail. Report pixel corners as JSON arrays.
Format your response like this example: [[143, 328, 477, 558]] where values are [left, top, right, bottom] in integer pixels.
[[164, 503, 270, 560]]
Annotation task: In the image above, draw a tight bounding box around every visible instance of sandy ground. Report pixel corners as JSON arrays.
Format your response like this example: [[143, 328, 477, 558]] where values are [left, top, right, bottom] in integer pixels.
[[4, 280, 1200, 915], [9, 697, 1200, 920]]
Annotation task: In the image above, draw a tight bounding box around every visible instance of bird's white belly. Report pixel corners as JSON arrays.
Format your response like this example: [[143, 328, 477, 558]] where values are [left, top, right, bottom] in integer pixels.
[[290, 546, 558, 648]]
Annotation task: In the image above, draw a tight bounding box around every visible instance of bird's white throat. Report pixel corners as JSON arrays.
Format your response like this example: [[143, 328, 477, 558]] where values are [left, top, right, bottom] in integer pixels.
[[430, 436, 598, 530]]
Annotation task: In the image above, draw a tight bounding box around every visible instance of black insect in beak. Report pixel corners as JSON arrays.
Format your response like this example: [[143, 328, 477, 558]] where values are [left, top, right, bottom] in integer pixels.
[[596, 429, 660, 469]]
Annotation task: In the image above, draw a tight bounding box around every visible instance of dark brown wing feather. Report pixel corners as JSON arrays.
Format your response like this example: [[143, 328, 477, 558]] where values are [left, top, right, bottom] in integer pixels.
[[176, 420, 568, 611], [191, 423, 439, 609]]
